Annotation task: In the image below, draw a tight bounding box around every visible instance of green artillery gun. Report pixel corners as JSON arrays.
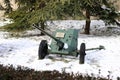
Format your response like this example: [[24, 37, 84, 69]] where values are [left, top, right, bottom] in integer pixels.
[[33, 24, 105, 64]]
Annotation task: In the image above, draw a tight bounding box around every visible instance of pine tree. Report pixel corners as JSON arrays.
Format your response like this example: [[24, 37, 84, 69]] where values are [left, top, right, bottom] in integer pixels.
[[4, 0, 50, 34], [4, 0, 120, 35], [5, 0, 65, 34], [59, 0, 120, 34]]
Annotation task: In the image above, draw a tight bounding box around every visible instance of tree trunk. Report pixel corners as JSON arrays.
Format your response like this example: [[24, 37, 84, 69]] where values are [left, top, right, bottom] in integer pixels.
[[84, 10, 91, 34], [40, 21, 45, 35]]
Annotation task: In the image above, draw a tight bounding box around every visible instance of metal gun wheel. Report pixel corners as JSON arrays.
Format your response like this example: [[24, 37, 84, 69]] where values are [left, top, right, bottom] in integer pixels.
[[38, 40, 48, 59], [79, 43, 86, 64]]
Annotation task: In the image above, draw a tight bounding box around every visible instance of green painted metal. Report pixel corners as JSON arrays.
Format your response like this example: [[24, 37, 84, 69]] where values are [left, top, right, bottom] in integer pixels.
[[33, 23, 79, 56], [49, 29, 79, 56]]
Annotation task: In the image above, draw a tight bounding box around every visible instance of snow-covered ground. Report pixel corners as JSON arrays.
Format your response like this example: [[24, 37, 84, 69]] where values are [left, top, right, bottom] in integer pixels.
[[0, 19, 120, 80]]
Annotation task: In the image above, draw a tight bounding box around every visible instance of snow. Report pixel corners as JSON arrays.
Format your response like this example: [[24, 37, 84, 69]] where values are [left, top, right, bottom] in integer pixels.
[[0, 18, 13, 27], [101, 5, 111, 11], [0, 19, 120, 80]]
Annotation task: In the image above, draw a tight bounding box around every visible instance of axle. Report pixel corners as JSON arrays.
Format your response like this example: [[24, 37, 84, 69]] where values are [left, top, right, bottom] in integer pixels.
[[86, 45, 105, 51], [79, 43, 105, 56]]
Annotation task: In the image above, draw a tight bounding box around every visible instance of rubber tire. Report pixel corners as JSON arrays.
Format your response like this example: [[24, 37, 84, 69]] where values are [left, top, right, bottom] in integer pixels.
[[38, 40, 48, 59], [79, 43, 86, 64]]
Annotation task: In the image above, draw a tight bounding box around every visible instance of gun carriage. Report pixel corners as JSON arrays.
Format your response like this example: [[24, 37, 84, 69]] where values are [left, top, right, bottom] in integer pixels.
[[33, 24, 104, 64]]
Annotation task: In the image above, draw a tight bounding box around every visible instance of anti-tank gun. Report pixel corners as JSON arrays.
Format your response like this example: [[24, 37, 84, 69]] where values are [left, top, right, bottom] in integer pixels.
[[33, 24, 105, 64]]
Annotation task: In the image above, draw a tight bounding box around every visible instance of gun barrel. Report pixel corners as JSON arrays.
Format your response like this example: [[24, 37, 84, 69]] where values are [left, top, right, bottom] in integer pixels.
[[33, 24, 64, 50]]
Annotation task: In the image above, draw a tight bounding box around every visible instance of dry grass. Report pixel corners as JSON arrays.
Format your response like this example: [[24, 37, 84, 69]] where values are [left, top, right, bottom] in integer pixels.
[[0, 64, 112, 80]]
